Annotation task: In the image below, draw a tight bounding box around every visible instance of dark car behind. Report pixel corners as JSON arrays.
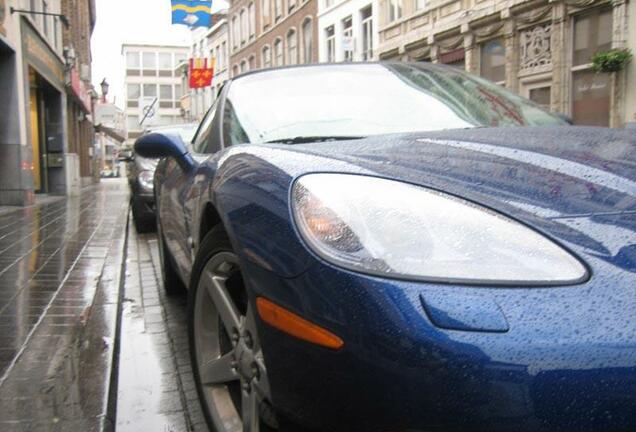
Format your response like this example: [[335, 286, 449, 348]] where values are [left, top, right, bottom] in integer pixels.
[[127, 123, 197, 231]]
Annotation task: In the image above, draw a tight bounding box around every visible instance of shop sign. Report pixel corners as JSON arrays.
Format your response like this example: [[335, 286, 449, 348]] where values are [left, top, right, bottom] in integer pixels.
[[21, 17, 65, 88], [70, 67, 93, 114]]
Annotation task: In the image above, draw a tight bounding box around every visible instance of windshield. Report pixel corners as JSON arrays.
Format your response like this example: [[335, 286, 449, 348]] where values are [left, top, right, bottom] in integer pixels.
[[225, 63, 566, 144]]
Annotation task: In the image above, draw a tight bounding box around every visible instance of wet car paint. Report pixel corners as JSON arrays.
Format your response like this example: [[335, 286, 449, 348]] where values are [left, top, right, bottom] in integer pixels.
[[155, 124, 636, 431]]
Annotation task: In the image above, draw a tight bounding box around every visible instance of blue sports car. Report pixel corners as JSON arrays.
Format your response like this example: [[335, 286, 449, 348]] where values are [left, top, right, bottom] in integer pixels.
[[135, 63, 636, 432]]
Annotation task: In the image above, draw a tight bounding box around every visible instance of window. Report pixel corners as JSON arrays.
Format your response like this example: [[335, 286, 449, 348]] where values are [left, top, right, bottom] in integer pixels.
[[262, 0, 270, 18], [573, 9, 612, 66], [127, 115, 140, 131], [326, 26, 335, 62], [175, 53, 187, 66], [571, 9, 612, 126], [342, 16, 353, 62], [289, 0, 296, 11], [160, 85, 173, 101], [143, 84, 157, 98], [126, 52, 140, 69], [142, 52, 157, 70], [414, 0, 426, 11], [528, 87, 551, 110], [480, 39, 505, 83], [248, 3, 256, 38], [240, 9, 247, 44], [222, 42, 227, 68], [302, 19, 313, 64], [223, 100, 250, 146], [232, 16, 239, 49], [42, 1, 49, 36], [175, 84, 183, 100], [287, 30, 298, 65], [275, 0, 282, 20], [324, 0, 333, 8], [361, 6, 373, 61], [249, 55, 256, 70], [240, 60, 247, 73], [263, 46, 272, 68], [193, 99, 220, 153], [127, 84, 141, 100], [159, 53, 173, 70], [233, 65, 239, 77], [274, 38, 284, 66], [388, 0, 402, 22]]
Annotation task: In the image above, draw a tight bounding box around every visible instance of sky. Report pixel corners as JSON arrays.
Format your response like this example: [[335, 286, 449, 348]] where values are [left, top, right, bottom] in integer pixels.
[[91, 0, 227, 109]]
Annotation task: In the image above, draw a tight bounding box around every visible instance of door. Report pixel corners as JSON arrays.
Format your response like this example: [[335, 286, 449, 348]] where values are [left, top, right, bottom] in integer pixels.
[[29, 91, 42, 192], [159, 97, 222, 283]]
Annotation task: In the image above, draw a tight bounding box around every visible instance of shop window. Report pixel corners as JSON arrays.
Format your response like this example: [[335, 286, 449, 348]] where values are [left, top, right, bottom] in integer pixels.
[[571, 9, 612, 126], [480, 39, 505, 84], [572, 70, 610, 127]]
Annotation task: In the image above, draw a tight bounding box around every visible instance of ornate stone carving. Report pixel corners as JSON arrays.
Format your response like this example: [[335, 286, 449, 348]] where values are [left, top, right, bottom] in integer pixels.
[[519, 23, 552, 73], [516, 5, 551, 25]]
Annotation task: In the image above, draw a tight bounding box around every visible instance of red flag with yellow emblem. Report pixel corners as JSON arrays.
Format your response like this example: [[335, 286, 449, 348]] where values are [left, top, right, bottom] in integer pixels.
[[189, 58, 215, 89]]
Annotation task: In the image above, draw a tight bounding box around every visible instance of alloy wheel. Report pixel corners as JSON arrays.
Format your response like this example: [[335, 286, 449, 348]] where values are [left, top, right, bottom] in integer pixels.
[[193, 251, 277, 432]]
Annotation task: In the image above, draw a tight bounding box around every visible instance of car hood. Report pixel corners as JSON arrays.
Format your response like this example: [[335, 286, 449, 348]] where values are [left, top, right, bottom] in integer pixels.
[[262, 126, 636, 273], [281, 126, 635, 216]]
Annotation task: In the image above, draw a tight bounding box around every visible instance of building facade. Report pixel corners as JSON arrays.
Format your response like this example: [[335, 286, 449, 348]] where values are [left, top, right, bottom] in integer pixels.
[[317, 0, 379, 62], [0, 0, 95, 205], [62, 0, 97, 189], [122, 43, 189, 143], [229, 0, 318, 74], [376, 0, 633, 127]]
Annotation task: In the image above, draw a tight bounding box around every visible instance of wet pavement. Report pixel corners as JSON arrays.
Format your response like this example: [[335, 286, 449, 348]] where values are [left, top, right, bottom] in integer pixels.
[[0, 178, 207, 431], [116, 225, 206, 431], [0, 179, 129, 431]]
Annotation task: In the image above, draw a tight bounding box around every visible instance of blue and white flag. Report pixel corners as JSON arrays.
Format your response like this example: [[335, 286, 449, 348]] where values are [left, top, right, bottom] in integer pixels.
[[171, 1, 213, 27]]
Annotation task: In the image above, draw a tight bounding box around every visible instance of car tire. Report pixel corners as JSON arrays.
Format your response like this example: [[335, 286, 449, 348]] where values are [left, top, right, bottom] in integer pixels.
[[131, 196, 155, 233], [157, 216, 186, 296], [188, 226, 277, 432]]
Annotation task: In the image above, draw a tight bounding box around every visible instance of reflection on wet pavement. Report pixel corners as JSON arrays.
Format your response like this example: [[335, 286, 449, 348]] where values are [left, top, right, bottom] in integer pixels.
[[0, 180, 128, 430], [116, 223, 206, 431]]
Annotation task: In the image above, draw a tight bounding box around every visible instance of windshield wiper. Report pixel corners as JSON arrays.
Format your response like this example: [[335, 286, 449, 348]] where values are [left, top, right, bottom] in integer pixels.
[[264, 136, 363, 144]]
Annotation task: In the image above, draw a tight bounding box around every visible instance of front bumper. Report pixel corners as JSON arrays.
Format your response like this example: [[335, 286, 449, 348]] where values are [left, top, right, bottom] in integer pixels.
[[242, 257, 636, 432]]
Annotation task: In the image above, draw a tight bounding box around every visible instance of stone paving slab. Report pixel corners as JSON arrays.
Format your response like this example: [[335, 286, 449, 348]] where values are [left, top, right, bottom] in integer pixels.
[[115, 224, 206, 431], [0, 180, 129, 431]]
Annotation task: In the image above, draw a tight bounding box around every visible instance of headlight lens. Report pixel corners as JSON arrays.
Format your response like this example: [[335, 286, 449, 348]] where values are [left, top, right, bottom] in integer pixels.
[[138, 170, 154, 191], [292, 174, 587, 285]]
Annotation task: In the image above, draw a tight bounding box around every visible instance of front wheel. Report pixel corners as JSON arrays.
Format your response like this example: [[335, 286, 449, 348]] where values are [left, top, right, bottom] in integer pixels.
[[189, 227, 278, 432]]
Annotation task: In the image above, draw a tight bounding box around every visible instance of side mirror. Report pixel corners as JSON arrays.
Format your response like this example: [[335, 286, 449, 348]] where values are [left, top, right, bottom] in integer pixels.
[[134, 132, 195, 172]]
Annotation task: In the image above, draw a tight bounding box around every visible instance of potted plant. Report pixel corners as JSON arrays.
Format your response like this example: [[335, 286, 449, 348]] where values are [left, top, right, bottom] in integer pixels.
[[591, 48, 633, 73]]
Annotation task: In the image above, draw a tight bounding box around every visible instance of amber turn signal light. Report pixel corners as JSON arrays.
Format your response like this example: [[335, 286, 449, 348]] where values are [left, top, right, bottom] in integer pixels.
[[256, 297, 344, 350]]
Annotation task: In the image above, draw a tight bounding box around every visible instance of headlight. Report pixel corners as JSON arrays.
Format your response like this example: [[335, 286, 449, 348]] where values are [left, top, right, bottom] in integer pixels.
[[138, 170, 154, 191], [292, 174, 587, 285]]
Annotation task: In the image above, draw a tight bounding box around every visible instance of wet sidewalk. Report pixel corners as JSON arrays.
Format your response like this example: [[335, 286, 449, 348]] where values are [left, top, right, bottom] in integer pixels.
[[0, 179, 129, 431], [115, 224, 205, 431]]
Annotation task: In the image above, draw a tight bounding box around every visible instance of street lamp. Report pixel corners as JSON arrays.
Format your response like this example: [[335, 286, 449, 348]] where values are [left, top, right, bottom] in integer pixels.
[[100, 78, 109, 103]]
